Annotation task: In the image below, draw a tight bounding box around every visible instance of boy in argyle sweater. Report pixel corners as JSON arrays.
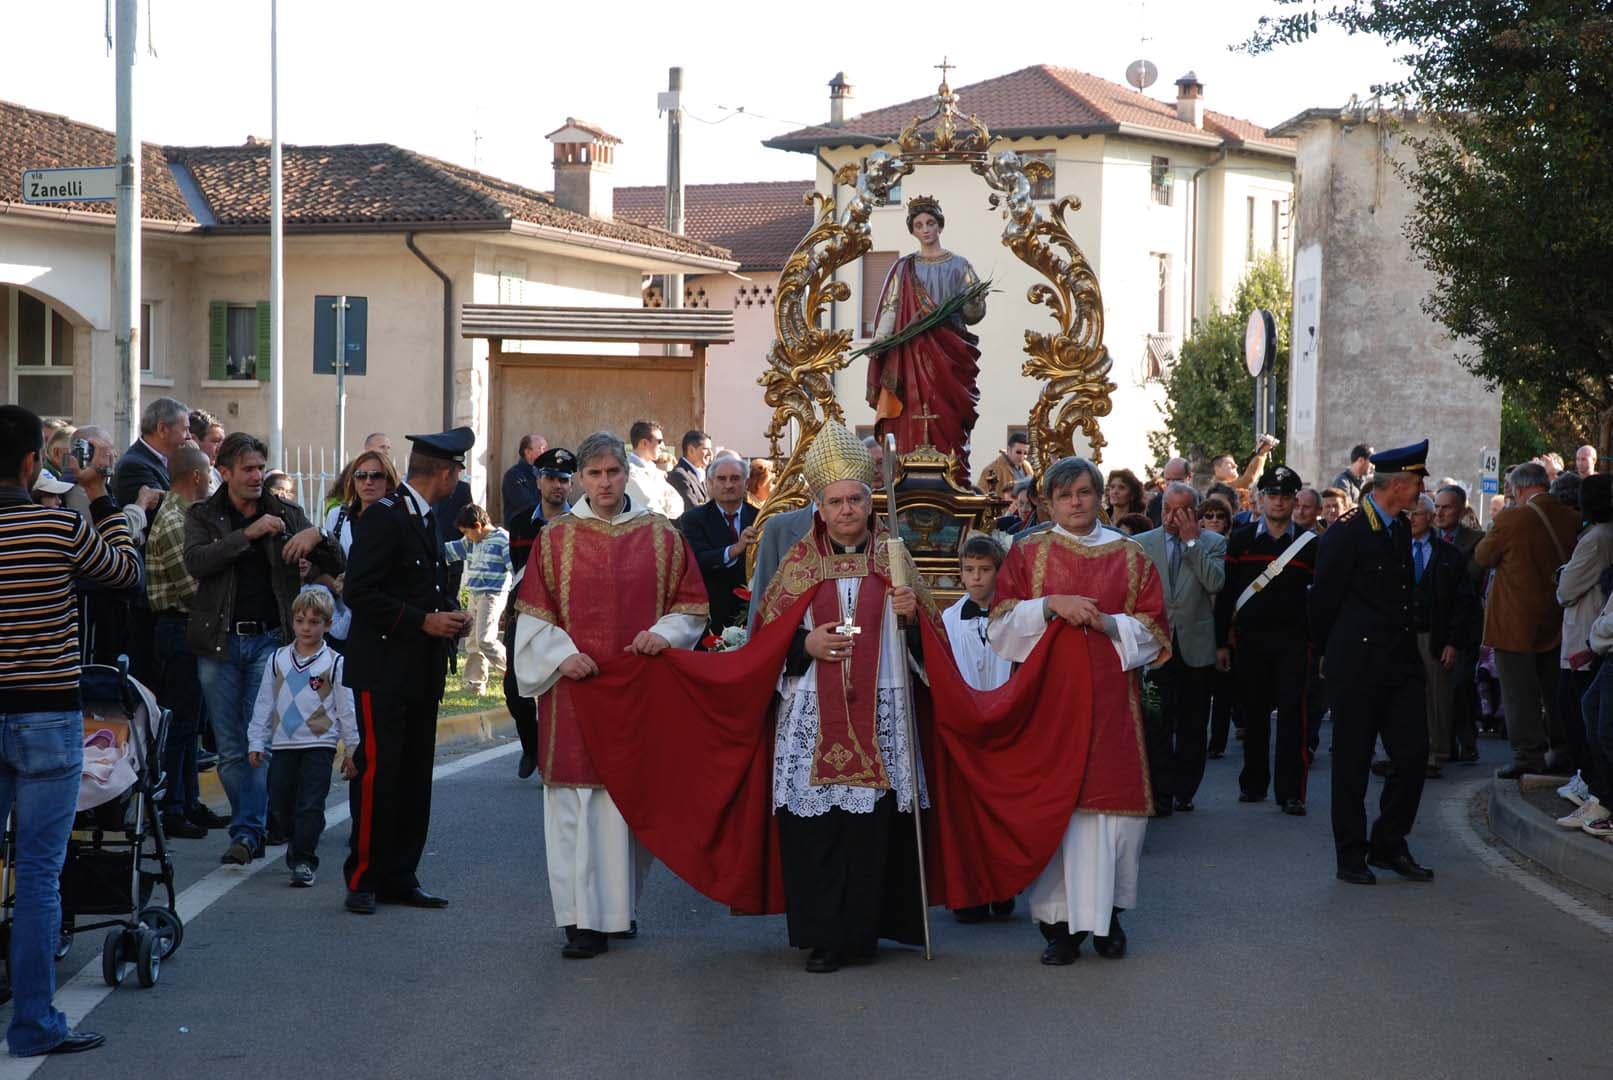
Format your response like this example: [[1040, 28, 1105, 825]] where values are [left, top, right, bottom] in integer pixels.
[[248, 586, 359, 886]]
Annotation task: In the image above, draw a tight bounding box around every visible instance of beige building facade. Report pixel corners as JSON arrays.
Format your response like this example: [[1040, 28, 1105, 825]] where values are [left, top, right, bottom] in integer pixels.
[[1270, 106, 1500, 492]]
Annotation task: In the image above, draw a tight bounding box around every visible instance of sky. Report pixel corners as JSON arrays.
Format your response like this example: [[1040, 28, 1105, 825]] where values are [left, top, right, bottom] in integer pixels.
[[1, 1, 1408, 194]]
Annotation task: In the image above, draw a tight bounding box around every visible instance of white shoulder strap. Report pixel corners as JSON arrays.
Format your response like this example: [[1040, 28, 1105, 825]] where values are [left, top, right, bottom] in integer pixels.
[[1234, 529, 1317, 615]]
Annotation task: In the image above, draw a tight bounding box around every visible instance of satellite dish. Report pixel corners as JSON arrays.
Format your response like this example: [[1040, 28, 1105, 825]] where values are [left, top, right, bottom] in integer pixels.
[[1126, 59, 1158, 91]]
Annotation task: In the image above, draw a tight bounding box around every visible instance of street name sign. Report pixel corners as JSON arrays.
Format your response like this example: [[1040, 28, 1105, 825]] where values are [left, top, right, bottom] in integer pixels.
[[21, 166, 119, 204]]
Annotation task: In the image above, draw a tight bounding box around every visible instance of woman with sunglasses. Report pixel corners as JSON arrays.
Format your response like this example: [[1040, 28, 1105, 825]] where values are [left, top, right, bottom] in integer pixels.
[[1197, 495, 1240, 757], [317, 450, 399, 645]]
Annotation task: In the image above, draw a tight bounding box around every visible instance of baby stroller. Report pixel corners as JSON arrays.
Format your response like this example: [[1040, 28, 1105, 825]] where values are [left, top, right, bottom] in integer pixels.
[[0, 658, 185, 991]]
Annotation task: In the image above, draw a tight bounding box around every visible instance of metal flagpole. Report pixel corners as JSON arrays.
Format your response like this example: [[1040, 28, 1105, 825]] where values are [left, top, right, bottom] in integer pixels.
[[882, 434, 932, 960], [269, 0, 285, 468], [113, 0, 140, 451]]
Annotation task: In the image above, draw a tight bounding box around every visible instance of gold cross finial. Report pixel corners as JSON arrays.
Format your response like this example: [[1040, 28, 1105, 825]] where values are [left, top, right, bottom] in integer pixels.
[[912, 401, 940, 447], [935, 57, 954, 90]]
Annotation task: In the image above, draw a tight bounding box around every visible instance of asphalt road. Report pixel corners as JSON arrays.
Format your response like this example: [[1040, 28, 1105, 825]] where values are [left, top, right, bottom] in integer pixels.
[[8, 726, 1611, 1080]]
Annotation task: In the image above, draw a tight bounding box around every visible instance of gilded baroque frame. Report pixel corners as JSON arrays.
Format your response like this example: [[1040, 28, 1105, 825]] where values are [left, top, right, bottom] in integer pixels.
[[755, 76, 1115, 535]]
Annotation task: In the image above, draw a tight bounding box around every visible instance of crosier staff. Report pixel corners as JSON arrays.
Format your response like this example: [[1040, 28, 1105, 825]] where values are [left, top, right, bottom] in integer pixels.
[[882, 433, 933, 960]]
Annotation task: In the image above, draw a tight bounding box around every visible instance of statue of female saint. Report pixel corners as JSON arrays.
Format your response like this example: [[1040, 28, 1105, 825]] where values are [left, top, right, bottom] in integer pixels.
[[864, 195, 986, 486]]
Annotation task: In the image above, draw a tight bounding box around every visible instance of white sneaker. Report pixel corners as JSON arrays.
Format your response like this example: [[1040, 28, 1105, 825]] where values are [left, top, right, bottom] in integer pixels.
[[1555, 798, 1606, 828], [1557, 772, 1590, 806]]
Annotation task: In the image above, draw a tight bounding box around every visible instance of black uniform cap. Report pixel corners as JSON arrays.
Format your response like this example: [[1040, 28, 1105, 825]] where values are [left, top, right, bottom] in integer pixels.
[[534, 447, 576, 478], [1256, 463, 1303, 495], [406, 426, 475, 466], [1368, 439, 1430, 477]]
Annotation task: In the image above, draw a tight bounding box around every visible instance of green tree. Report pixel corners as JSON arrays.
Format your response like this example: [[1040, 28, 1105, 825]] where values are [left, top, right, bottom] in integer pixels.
[[1244, 1, 1613, 457], [1151, 254, 1290, 474]]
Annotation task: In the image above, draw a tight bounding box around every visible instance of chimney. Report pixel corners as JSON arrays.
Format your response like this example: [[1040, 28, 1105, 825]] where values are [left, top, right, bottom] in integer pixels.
[[545, 117, 621, 220], [828, 72, 852, 128], [1174, 72, 1204, 129]]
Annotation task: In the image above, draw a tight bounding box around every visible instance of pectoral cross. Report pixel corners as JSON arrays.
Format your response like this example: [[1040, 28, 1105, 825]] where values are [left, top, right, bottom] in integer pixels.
[[834, 622, 862, 639], [935, 57, 954, 89], [912, 400, 940, 448]]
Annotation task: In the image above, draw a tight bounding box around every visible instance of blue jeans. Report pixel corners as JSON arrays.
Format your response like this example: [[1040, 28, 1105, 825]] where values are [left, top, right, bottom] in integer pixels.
[[196, 631, 278, 848], [0, 709, 83, 1055]]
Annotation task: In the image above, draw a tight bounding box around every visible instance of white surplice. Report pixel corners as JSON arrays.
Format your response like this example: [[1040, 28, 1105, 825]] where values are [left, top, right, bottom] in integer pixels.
[[989, 521, 1161, 934], [941, 595, 1014, 691], [511, 495, 706, 933], [772, 572, 928, 817]]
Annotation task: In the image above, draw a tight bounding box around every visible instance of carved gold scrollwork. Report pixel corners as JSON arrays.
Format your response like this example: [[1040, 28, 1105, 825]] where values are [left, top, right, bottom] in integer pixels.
[[751, 75, 1115, 567]]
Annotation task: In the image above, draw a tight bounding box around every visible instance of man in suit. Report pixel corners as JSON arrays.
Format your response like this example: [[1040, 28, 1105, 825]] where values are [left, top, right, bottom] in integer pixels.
[[1434, 483, 1487, 760], [1145, 458, 1191, 527], [667, 429, 712, 509], [500, 432, 547, 525], [1137, 482, 1227, 812], [341, 427, 475, 915], [680, 455, 758, 633], [113, 396, 191, 506], [1408, 493, 1480, 776], [1216, 465, 1317, 816], [1475, 460, 1581, 777], [1312, 441, 1435, 884]]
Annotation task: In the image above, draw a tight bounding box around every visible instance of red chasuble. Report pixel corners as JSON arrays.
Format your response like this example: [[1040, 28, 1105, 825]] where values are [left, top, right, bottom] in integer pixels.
[[864, 256, 981, 484], [512, 511, 708, 786], [565, 517, 1135, 916], [991, 528, 1171, 816]]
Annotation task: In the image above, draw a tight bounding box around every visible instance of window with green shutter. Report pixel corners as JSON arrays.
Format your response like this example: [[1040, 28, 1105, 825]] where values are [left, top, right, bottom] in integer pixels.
[[255, 300, 271, 382], [208, 301, 270, 380]]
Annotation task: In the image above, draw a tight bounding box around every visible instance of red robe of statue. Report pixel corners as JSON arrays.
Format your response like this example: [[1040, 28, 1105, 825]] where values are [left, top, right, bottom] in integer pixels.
[[865, 254, 982, 486]]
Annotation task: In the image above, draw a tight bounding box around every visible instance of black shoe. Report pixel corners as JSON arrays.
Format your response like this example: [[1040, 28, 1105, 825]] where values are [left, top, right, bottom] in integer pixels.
[[1370, 759, 1395, 778], [990, 897, 1017, 918], [1367, 852, 1435, 882], [562, 930, 609, 959], [220, 839, 254, 865], [380, 887, 449, 909], [1282, 800, 1307, 816], [29, 1030, 106, 1056], [1038, 922, 1085, 966], [804, 947, 844, 973], [517, 752, 537, 780], [161, 812, 207, 839], [1495, 764, 1535, 780], [1153, 801, 1174, 817], [1207, 750, 1225, 760], [609, 920, 638, 940], [1426, 764, 1444, 779], [1173, 799, 1195, 812], [1091, 909, 1127, 960], [1237, 792, 1264, 803], [345, 890, 377, 915], [196, 751, 218, 773], [187, 804, 230, 830], [953, 904, 989, 924], [1336, 865, 1376, 885]]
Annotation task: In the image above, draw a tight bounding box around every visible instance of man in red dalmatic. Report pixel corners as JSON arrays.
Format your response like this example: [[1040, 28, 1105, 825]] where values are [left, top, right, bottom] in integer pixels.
[[511, 432, 708, 960], [989, 456, 1169, 966]]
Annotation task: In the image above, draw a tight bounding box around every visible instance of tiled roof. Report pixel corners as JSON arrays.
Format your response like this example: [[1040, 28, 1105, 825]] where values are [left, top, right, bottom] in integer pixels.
[[164, 143, 730, 258], [614, 180, 815, 271], [0, 99, 196, 222], [765, 64, 1296, 156], [545, 117, 621, 144], [0, 100, 729, 262]]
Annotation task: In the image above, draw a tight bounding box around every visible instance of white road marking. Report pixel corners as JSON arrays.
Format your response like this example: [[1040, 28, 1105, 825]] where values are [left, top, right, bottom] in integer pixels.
[[0, 740, 519, 1076], [1443, 779, 1613, 937]]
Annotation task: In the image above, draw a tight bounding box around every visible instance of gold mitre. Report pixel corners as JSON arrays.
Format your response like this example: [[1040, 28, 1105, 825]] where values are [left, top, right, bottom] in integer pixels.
[[803, 421, 877, 498]]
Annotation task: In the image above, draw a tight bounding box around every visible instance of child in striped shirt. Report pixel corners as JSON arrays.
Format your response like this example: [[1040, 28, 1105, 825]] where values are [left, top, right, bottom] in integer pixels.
[[444, 504, 513, 695], [247, 586, 358, 887]]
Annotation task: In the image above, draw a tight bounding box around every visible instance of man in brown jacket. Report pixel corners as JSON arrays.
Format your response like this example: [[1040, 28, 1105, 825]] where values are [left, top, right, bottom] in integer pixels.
[[976, 432, 1031, 499], [1475, 461, 1581, 776]]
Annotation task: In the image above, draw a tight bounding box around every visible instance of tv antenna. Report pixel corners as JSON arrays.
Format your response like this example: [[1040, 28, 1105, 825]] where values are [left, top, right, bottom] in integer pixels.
[[1126, 0, 1157, 90]]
